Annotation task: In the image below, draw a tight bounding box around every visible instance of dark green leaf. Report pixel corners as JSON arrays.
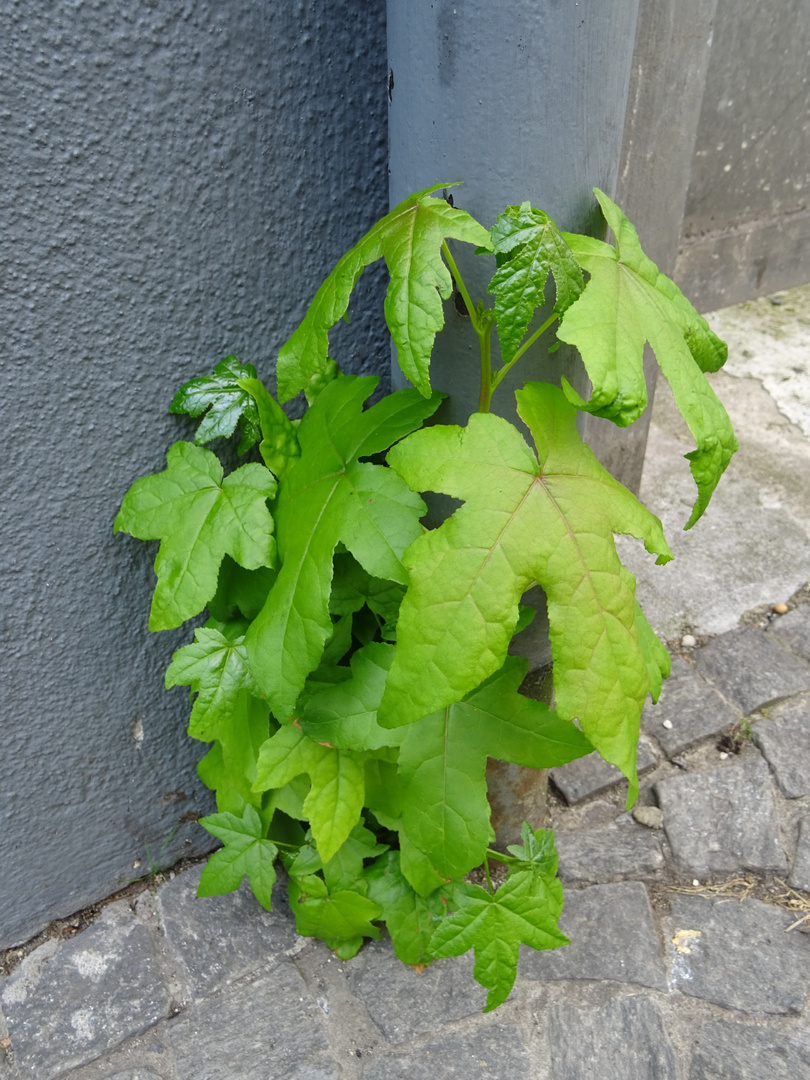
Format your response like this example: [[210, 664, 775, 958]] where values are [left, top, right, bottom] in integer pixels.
[[170, 356, 262, 454], [365, 851, 447, 965]]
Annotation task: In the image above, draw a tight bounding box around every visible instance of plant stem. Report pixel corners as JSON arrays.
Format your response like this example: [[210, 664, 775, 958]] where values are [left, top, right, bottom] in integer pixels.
[[478, 324, 493, 413], [441, 241, 478, 328], [440, 241, 497, 413], [485, 848, 517, 866], [489, 311, 559, 396], [484, 857, 494, 895]]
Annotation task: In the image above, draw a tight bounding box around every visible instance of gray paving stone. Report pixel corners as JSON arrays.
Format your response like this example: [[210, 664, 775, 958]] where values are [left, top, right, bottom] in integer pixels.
[[168, 962, 338, 1080], [549, 995, 677, 1080], [348, 938, 486, 1043], [550, 742, 657, 804], [521, 881, 666, 990], [668, 895, 810, 1014], [362, 1024, 531, 1080], [689, 1019, 810, 1079], [753, 693, 810, 797], [156, 862, 297, 1000], [642, 656, 738, 756], [768, 603, 810, 663], [790, 816, 810, 893], [555, 823, 664, 883], [655, 754, 787, 875], [695, 627, 810, 715], [1, 903, 170, 1080]]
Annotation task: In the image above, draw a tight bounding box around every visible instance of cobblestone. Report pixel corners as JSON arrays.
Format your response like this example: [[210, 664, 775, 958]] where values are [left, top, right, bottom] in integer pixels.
[[753, 693, 810, 798], [655, 754, 787, 875], [361, 1025, 532, 1080], [550, 742, 657, 804], [688, 1018, 810, 1079], [555, 824, 664, 883], [642, 655, 738, 757], [695, 627, 810, 715], [768, 603, 810, 663], [667, 895, 810, 1014], [790, 816, 810, 893]]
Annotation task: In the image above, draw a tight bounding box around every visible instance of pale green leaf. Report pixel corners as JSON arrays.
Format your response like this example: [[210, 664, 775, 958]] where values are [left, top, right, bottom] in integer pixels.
[[488, 202, 583, 362], [382, 383, 672, 801], [276, 183, 492, 401], [114, 442, 277, 630], [197, 805, 278, 910], [430, 858, 567, 1011], [236, 377, 301, 480], [244, 375, 439, 721], [558, 188, 736, 527], [252, 726, 366, 862], [166, 628, 260, 741], [634, 601, 671, 705], [287, 877, 382, 954], [169, 355, 261, 454]]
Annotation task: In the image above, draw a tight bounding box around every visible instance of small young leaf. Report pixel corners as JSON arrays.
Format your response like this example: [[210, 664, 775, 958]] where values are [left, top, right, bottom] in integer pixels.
[[169, 356, 262, 454], [488, 203, 583, 362], [382, 383, 672, 802], [166, 628, 260, 741], [557, 189, 737, 527], [505, 822, 558, 869], [276, 184, 492, 402], [287, 877, 383, 956], [244, 375, 440, 721], [252, 726, 366, 863], [197, 805, 278, 910], [236, 377, 301, 480], [430, 853, 568, 1011], [114, 443, 277, 630], [365, 851, 447, 965], [322, 823, 388, 894]]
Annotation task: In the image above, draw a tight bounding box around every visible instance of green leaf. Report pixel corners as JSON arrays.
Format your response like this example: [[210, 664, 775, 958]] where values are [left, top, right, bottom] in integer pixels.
[[322, 823, 388, 893], [166, 628, 259, 741], [635, 601, 671, 705], [382, 382, 672, 802], [114, 442, 277, 630], [557, 189, 737, 527], [301, 643, 400, 752], [288, 877, 383, 956], [244, 375, 439, 721], [430, 856, 568, 1011], [207, 556, 276, 622], [488, 203, 583, 362], [365, 851, 447, 965], [252, 726, 366, 862], [236, 377, 301, 480], [505, 822, 558, 869], [169, 356, 262, 454], [197, 805, 278, 910], [276, 184, 492, 401], [396, 657, 592, 879]]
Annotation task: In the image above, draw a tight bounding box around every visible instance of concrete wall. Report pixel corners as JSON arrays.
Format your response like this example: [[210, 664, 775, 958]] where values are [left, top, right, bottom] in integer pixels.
[[0, 0, 388, 949]]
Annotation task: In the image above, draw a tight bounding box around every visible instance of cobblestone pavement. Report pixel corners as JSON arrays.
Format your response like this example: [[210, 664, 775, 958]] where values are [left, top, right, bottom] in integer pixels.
[[2, 603, 810, 1079]]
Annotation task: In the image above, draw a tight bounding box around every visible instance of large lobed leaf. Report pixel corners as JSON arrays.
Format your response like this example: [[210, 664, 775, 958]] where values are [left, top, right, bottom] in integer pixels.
[[488, 202, 583, 363], [275, 184, 492, 402], [197, 805, 278, 910], [381, 382, 672, 802], [114, 443, 277, 630], [244, 374, 440, 721], [557, 188, 737, 528]]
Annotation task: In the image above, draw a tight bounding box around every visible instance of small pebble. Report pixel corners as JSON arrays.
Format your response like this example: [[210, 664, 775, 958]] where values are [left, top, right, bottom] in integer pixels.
[[773, 602, 789, 615], [633, 805, 664, 830], [692, 879, 700, 887], [662, 719, 673, 730], [681, 633, 697, 647], [719, 751, 728, 759]]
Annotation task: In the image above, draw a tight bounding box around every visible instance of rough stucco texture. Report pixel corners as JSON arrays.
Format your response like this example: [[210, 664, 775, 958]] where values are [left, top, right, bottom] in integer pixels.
[[0, 1, 388, 949]]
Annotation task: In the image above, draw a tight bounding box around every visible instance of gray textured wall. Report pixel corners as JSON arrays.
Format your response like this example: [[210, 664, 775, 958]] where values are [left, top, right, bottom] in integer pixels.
[[1, 1, 388, 949]]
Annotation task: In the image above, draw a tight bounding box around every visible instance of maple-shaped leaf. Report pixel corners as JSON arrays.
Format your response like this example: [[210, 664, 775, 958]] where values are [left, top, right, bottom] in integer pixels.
[[252, 725, 366, 862], [329, 552, 404, 633], [236, 377, 301, 480], [396, 657, 592, 880], [430, 849, 567, 1011], [488, 202, 583, 362], [365, 851, 447, 966], [287, 877, 383, 959], [169, 356, 262, 454], [557, 189, 736, 527], [634, 600, 671, 705], [244, 375, 440, 720], [197, 805, 278, 910], [115, 443, 277, 630], [505, 822, 557, 868], [322, 823, 388, 893], [382, 382, 672, 802], [165, 627, 261, 741], [207, 557, 276, 623], [275, 183, 492, 402]]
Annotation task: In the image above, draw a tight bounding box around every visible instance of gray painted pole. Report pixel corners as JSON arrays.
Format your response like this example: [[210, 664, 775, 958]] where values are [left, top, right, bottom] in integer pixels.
[[387, 0, 641, 838]]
